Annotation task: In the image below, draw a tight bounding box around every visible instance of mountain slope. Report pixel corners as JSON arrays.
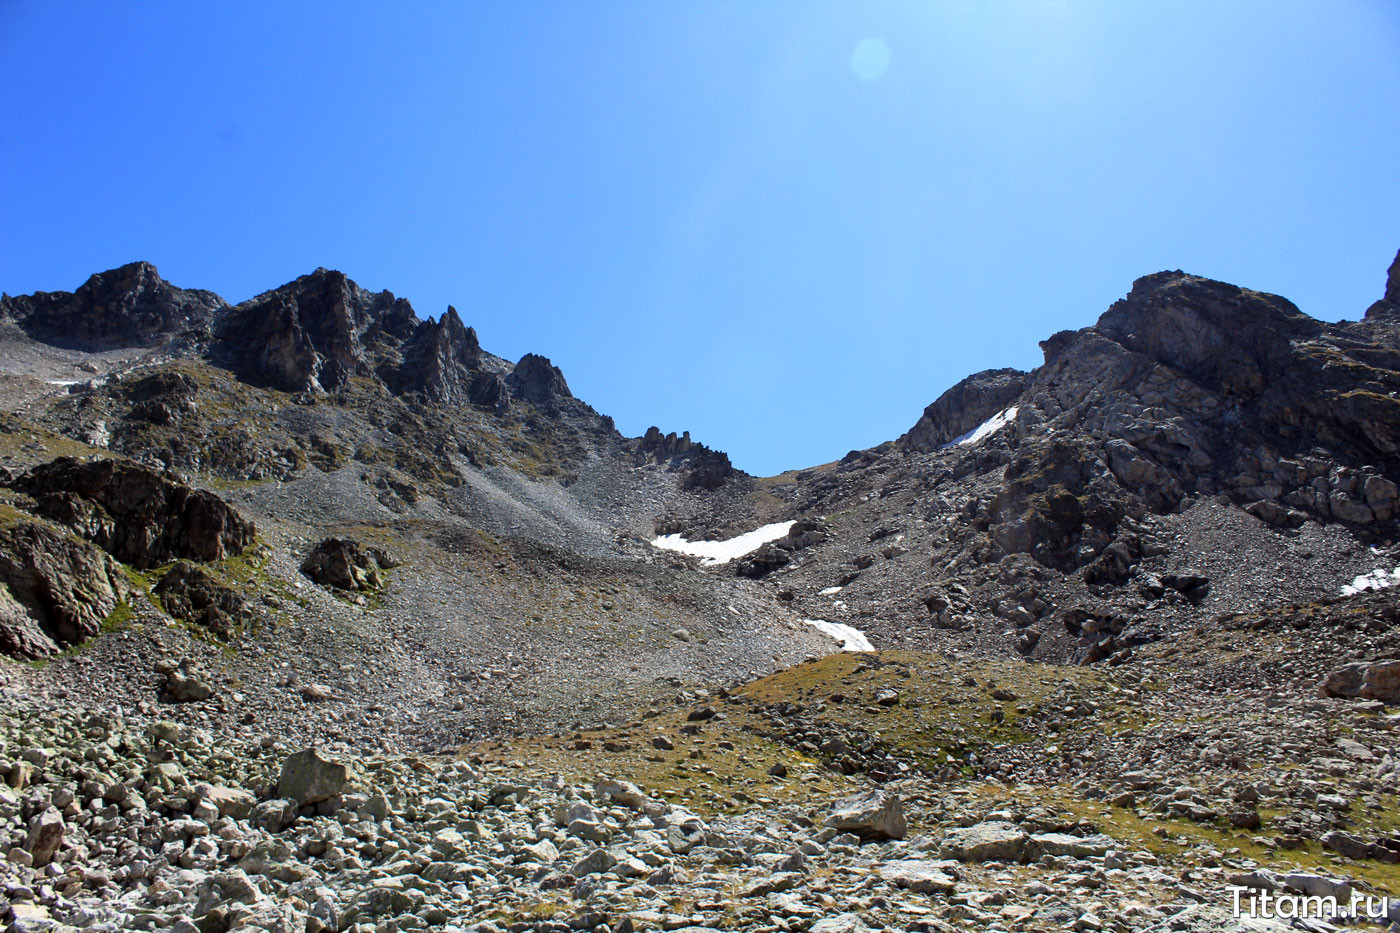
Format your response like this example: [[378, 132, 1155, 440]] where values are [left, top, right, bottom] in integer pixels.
[[0, 252, 1399, 747]]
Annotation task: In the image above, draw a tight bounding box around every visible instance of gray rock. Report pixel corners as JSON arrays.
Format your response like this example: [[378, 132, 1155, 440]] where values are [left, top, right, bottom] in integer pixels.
[[938, 821, 1029, 862], [23, 807, 64, 866], [278, 747, 349, 805], [877, 858, 958, 893], [823, 790, 907, 841], [571, 847, 618, 876], [1030, 832, 1114, 859]]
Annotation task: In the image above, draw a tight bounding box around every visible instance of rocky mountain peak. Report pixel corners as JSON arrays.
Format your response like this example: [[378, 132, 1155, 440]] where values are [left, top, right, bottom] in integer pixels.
[[391, 304, 486, 403], [1363, 248, 1400, 322], [506, 353, 571, 404], [213, 268, 431, 393], [0, 260, 225, 351], [1093, 271, 1322, 396]]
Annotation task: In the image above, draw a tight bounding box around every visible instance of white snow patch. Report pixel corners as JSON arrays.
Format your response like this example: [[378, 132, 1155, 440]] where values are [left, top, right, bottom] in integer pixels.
[[819, 586, 844, 596], [1342, 567, 1400, 596], [46, 379, 82, 386], [651, 520, 795, 567], [803, 619, 873, 652], [946, 406, 1019, 447]]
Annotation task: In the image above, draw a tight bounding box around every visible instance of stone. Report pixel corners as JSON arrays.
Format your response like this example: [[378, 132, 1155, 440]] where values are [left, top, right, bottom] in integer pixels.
[[23, 807, 64, 867], [938, 821, 1029, 862], [876, 859, 958, 893], [165, 667, 215, 703], [1030, 833, 1114, 859], [824, 790, 906, 840], [571, 847, 617, 876], [808, 914, 871, 933], [301, 538, 385, 591], [201, 785, 257, 821], [278, 748, 350, 805], [1319, 660, 1400, 703]]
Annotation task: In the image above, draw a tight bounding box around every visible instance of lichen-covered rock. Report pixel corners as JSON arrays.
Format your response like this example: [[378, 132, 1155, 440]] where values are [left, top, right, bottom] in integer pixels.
[[153, 560, 252, 637]]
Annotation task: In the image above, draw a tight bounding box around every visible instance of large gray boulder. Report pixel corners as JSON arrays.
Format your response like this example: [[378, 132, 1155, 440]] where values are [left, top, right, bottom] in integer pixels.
[[278, 748, 350, 805], [1319, 660, 1400, 703], [824, 790, 906, 841], [23, 807, 64, 867], [937, 821, 1029, 862], [876, 859, 958, 893]]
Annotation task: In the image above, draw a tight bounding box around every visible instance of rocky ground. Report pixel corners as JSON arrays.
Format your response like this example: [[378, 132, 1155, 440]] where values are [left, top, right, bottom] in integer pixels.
[[4, 584, 1400, 931]]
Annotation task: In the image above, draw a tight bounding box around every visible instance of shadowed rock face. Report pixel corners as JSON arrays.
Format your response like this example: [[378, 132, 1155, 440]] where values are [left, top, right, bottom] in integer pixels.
[[0, 261, 225, 351], [0, 521, 128, 659], [213, 267, 419, 393], [901, 369, 1029, 451], [11, 457, 256, 568], [507, 353, 571, 404], [391, 306, 484, 404]]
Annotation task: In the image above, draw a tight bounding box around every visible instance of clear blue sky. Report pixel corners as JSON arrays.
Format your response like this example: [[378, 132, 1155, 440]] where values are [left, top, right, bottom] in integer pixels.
[[2, 2, 1398, 475]]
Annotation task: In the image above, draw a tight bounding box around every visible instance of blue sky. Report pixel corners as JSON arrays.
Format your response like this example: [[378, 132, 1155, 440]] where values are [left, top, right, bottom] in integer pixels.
[[2, 2, 1398, 475]]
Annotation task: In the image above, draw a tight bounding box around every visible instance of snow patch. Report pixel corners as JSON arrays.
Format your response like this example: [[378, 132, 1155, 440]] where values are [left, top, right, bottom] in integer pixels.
[[802, 619, 873, 652], [819, 586, 844, 596], [651, 520, 795, 567], [947, 406, 1019, 447], [46, 379, 82, 386], [1342, 567, 1400, 596]]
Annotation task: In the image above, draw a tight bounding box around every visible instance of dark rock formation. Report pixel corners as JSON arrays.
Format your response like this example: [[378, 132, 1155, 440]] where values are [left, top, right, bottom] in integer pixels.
[[301, 538, 388, 591], [153, 561, 253, 638], [735, 520, 827, 579], [0, 520, 129, 659], [213, 268, 417, 393], [125, 371, 199, 425], [900, 369, 1028, 451], [507, 354, 571, 404], [0, 261, 224, 351], [11, 458, 255, 568], [637, 427, 738, 490], [390, 306, 483, 403], [1363, 249, 1400, 319]]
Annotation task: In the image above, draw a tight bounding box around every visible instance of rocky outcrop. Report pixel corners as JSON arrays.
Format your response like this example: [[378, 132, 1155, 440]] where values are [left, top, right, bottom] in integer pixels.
[[124, 371, 199, 425], [0, 520, 128, 659], [0, 261, 224, 351], [1363, 249, 1400, 320], [11, 457, 255, 568], [300, 538, 390, 591], [213, 268, 417, 393], [636, 427, 740, 490], [900, 369, 1028, 451], [153, 561, 253, 638], [735, 520, 827, 578], [389, 306, 483, 403], [506, 353, 571, 404]]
